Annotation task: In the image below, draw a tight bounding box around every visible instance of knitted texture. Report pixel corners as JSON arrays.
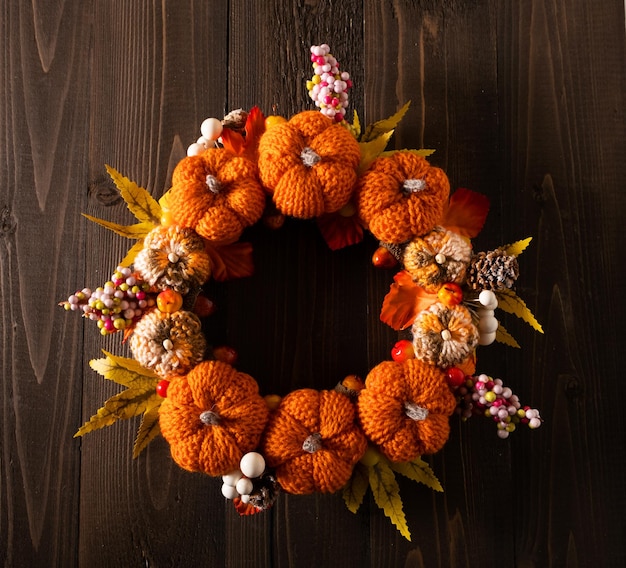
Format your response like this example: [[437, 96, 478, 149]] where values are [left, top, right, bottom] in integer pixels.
[[467, 249, 520, 291], [133, 225, 211, 294], [411, 303, 479, 368], [159, 360, 269, 477], [257, 111, 361, 219], [402, 227, 472, 292], [357, 359, 456, 462], [130, 309, 206, 378], [355, 152, 450, 244], [261, 388, 367, 494], [167, 148, 265, 244]]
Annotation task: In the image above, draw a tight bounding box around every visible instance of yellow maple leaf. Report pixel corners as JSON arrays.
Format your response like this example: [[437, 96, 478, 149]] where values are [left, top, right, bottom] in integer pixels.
[[90, 350, 159, 387], [342, 462, 370, 514], [105, 165, 162, 225], [358, 130, 394, 174], [82, 214, 154, 239], [361, 100, 411, 142], [119, 239, 145, 267], [495, 324, 521, 348], [133, 402, 162, 458], [368, 459, 411, 541], [497, 289, 544, 333], [504, 237, 532, 257], [389, 456, 443, 492]]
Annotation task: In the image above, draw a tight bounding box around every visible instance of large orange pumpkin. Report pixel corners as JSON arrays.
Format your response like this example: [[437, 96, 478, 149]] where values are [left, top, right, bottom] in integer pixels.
[[261, 388, 367, 494], [159, 360, 269, 477], [357, 359, 456, 462], [166, 148, 266, 244], [257, 111, 361, 219], [355, 151, 450, 244]]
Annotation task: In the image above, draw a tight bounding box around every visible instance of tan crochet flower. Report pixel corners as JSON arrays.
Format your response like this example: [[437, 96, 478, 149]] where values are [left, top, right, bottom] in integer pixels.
[[134, 225, 211, 294], [130, 309, 206, 378], [403, 227, 471, 292], [411, 302, 478, 368]]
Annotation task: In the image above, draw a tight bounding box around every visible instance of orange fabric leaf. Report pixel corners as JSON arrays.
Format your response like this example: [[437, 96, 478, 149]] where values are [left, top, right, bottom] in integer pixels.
[[233, 498, 262, 516], [439, 187, 490, 238], [316, 212, 364, 250], [205, 241, 255, 281], [220, 128, 245, 156], [241, 106, 266, 161], [380, 271, 439, 330]]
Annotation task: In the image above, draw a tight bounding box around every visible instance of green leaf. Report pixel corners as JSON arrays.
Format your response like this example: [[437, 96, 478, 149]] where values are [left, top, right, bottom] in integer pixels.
[[119, 239, 145, 267], [495, 324, 521, 348], [358, 131, 394, 174], [74, 387, 159, 437], [90, 351, 159, 388], [389, 456, 443, 492], [497, 289, 544, 333], [368, 459, 411, 541], [361, 101, 411, 143], [82, 213, 154, 239], [504, 237, 532, 257], [342, 462, 370, 513], [132, 402, 162, 458], [105, 164, 162, 225]]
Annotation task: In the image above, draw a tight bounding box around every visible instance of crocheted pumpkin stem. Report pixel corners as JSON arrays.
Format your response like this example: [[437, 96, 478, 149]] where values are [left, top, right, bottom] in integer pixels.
[[404, 402, 429, 421], [300, 147, 321, 167], [205, 174, 221, 194], [302, 432, 323, 453], [199, 410, 220, 425], [402, 178, 427, 194]]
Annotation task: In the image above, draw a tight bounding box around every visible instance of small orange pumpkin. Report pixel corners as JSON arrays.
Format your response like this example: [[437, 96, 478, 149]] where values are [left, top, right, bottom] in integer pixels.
[[261, 388, 367, 494], [357, 359, 456, 462], [257, 111, 361, 219], [166, 148, 266, 244], [159, 360, 269, 477], [355, 151, 450, 244]]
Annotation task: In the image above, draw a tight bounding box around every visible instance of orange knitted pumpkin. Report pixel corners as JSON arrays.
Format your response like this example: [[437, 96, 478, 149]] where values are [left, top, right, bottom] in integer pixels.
[[357, 359, 456, 462], [257, 111, 361, 219], [261, 388, 367, 494], [166, 148, 266, 244], [159, 360, 269, 477], [355, 151, 450, 244]]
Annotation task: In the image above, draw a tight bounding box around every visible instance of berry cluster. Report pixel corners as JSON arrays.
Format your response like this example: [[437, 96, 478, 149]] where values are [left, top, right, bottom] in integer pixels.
[[61, 266, 155, 335], [475, 290, 500, 346], [221, 451, 269, 506], [306, 44, 352, 122], [186, 117, 223, 157], [453, 372, 542, 438]]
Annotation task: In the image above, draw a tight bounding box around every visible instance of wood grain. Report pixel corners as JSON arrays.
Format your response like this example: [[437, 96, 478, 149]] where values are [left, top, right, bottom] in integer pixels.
[[1, 0, 625, 566]]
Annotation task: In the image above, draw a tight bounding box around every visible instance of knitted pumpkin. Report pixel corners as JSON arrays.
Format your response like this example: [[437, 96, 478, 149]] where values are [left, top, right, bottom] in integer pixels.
[[166, 148, 265, 244], [257, 111, 361, 219], [357, 359, 456, 462], [261, 388, 367, 494], [159, 360, 269, 477], [355, 152, 450, 244]]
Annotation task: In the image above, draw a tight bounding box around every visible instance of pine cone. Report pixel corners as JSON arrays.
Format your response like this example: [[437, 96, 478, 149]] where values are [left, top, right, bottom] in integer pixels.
[[380, 240, 406, 263], [248, 472, 280, 511], [467, 249, 519, 291], [222, 108, 248, 133]]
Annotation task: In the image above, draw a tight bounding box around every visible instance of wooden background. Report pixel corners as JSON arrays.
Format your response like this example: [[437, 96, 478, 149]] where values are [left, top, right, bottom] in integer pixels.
[[2, 1, 625, 566]]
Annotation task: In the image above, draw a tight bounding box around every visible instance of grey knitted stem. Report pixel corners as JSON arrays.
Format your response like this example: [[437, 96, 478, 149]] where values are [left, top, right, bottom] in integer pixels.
[[404, 402, 429, 421], [302, 432, 323, 453]]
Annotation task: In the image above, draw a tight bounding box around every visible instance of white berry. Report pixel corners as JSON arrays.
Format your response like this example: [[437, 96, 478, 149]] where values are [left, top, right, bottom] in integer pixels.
[[240, 452, 266, 478], [222, 469, 243, 487], [236, 477, 254, 496], [478, 331, 497, 345], [478, 290, 498, 309], [478, 315, 499, 333], [200, 118, 223, 141], [221, 483, 239, 500]]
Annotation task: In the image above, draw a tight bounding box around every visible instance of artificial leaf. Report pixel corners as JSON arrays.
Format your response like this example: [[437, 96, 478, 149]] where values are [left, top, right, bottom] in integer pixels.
[[74, 385, 159, 437], [504, 237, 532, 257], [90, 350, 159, 387], [497, 289, 544, 333], [389, 456, 443, 492], [234, 498, 262, 516], [342, 462, 370, 514], [220, 127, 245, 156], [368, 459, 411, 541], [351, 110, 361, 139], [316, 210, 364, 250], [119, 239, 145, 267], [495, 324, 521, 348], [439, 187, 490, 239], [204, 241, 255, 281], [82, 214, 153, 239], [380, 148, 435, 159], [458, 351, 477, 377], [361, 101, 411, 142], [105, 165, 162, 225], [132, 402, 162, 458], [358, 131, 394, 174], [380, 271, 439, 330], [241, 106, 266, 161]]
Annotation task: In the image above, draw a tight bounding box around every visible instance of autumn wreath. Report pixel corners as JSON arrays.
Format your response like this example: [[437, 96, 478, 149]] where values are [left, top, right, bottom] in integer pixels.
[[61, 44, 542, 540]]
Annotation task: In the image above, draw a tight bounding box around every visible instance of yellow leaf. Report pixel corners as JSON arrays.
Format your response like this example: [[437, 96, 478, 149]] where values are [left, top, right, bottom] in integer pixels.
[[105, 165, 162, 225], [389, 456, 443, 492], [380, 148, 435, 159], [361, 101, 411, 142], [358, 131, 394, 174], [82, 214, 153, 239], [497, 289, 544, 333], [342, 462, 369, 514], [74, 388, 160, 437], [90, 351, 159, 388], [368, 459, 411, 541], [119, 239, 145, 267], [352, 110, 361, 139], [495, 324, 521, 348], [132, 402, 162, 458], [504, 237, 532, 257]]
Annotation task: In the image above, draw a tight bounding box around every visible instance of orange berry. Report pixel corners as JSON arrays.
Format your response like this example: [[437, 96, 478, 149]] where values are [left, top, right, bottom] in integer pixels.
[[342, 374, 365, 393], [265, 115, 287, 129], [264, 394, 282, 411], [156, 289, 183, 313], [437, 282, 463, 306], [213, 345, 238, 365], [372, 246, 398, 269]]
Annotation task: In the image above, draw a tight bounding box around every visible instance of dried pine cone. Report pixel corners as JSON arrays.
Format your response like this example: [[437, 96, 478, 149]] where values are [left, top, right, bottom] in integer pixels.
[[222, 108, 248, 133], [248, 472, 280, 511], [467, 249, 519, 291]]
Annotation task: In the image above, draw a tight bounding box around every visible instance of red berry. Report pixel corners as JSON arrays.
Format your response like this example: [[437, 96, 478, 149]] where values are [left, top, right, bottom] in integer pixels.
[[213, 345, 238, 365], [372, 246, 398, 269], [391, 339, 415, 362], [193, 294, 216, 317], [446, 367, 466, 388], [156, 379, 170, 398]]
